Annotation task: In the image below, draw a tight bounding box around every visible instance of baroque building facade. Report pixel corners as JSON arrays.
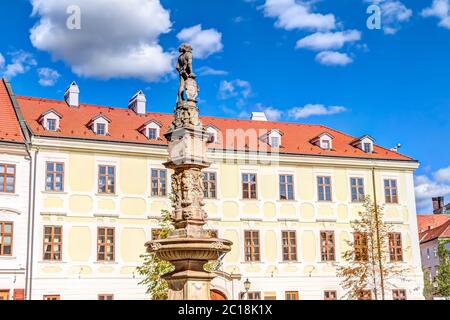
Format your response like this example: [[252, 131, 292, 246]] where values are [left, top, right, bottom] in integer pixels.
[[0, 78, 424, 300]]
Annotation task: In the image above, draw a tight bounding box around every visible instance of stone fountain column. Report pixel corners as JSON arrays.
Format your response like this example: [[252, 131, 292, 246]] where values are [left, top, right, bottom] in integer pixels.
[[145, 44, 232, 300]]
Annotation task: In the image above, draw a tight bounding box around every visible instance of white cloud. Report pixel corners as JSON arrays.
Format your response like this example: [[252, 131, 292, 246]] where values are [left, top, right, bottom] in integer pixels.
[[0, 53, 5, 69], [315, 51, 353, 66], [296, 30, 361, 51], [288, 104, 347, 119], [233, 16, 246, 23], [367, 1, 412, 34], [29, 0, 173, 82], [218, 79, 252, 100], [263, 106, 284, 121], [0, 51, 37, 78], [263, 0, 336, 31], [415, 172, 450, 213], [176, 24, 223, 59], [434, 166, 450, 182], [253, 103, 284, 121], [422, 0, 450, 29], [38, 67, 61, 86], [198, 66, 228, 76]]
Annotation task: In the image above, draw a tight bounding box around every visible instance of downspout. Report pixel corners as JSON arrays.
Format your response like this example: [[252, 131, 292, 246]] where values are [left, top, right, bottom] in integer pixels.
[[26, 148, 38, 299], [24, 144, 33, 299], [371, 166, 385, 300]]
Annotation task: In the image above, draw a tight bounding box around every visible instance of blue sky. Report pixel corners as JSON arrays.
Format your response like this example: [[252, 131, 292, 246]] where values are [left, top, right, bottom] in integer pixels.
[[0, 0, 449, 213]]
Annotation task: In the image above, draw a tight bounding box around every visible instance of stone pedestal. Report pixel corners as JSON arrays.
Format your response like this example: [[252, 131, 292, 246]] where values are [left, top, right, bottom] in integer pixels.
[[150, 237, 232, 300], [145, 81, 232, 300]]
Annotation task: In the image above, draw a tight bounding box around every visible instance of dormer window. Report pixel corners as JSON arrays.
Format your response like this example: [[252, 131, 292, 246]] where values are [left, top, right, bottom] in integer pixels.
[[38, 109, 62, 132], [88, 114, 111, 136], [271, 136, 280, 148], [351, 135, 375, 154], [47, 119, 56, 131], [138, 120, 162, 140], [310, 132, 335, 151], [363, 142, 372, 153], [265, 129, 283, 148], [96, 123, 106, 135], [148, 128, 157, 140], [321, 139, 331, 150]]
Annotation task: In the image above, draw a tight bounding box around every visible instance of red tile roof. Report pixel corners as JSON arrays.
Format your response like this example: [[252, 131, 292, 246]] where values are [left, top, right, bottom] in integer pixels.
[[15, 94, 414, 161], [417, 214, 450, 233], [0, 80, 25, 143], [419, 219, 450, 243]]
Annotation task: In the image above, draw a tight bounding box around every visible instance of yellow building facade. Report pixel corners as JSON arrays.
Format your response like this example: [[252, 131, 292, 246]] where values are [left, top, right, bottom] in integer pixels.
[[1, 79, 424, 300]]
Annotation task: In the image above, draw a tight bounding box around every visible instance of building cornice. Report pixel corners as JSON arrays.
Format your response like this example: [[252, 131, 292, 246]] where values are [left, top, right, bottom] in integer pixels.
[[29, 135, 419, 171]]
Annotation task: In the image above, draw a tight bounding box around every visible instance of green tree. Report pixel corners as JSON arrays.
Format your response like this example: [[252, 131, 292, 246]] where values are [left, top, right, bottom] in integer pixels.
[[422, 268, 434, 300], [435, 240, 450, 297], [136, 210, 174, 300], [337, 196, 409, 300]]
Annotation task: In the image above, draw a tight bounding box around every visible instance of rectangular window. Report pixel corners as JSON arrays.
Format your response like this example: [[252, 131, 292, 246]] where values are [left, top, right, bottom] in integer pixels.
[[13, 289, 25, 300], [46, 162, 64, 192], [354, 232, 368, 262], [151, 169, 167, 197], [357, 290, 372, 300], [148, 128, 157, 140], [0, 290, 9, 300], [47, 119, 56, 131], [279, 174, 294, 200], [317, 176, 332, 201], [203, 172, 217, 199], [242, 173, 257, 199], [282, 231, 297, 261], [350, 177, 365, 202], [363, 143, 372, 153], [96, 123, 106, 135], [271, 137, 280, 148], [384, 179, 398, 203], [43, 226, 62, 261], [320, 231, 335, 261], [97, 227, 115, 262], [0, 164, 16, 193], [321, 140, 331, 150], [244, 230, 260, 262], [241, 292, 261, 300], [98, 165, 115, 194], [285, 291, 298, 300], [98, 294, 114, 300], [392, 289, 407, 300], [324, 291, 337, 300], [389, 232, 403, 262], [0, 222, 13, 256], [43, 295, 60, 300]]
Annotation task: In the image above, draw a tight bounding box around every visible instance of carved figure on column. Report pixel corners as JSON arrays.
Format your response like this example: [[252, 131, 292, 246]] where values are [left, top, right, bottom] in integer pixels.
[[176, 44, 199, 103]]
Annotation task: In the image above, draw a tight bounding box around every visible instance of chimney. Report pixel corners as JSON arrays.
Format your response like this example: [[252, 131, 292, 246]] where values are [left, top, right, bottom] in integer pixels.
[[128, 90, 147, 115], [250, 112, 268, 121], [432, 196, 444, 214], [64, 81, 80, 107]]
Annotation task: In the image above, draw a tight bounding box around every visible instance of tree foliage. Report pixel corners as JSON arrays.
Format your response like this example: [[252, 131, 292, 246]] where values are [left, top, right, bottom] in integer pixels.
[[136, 210, 174, 300], [337, 196, 409, 300], [422, 268, 434, 300], [435, 240, 450, 297]]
